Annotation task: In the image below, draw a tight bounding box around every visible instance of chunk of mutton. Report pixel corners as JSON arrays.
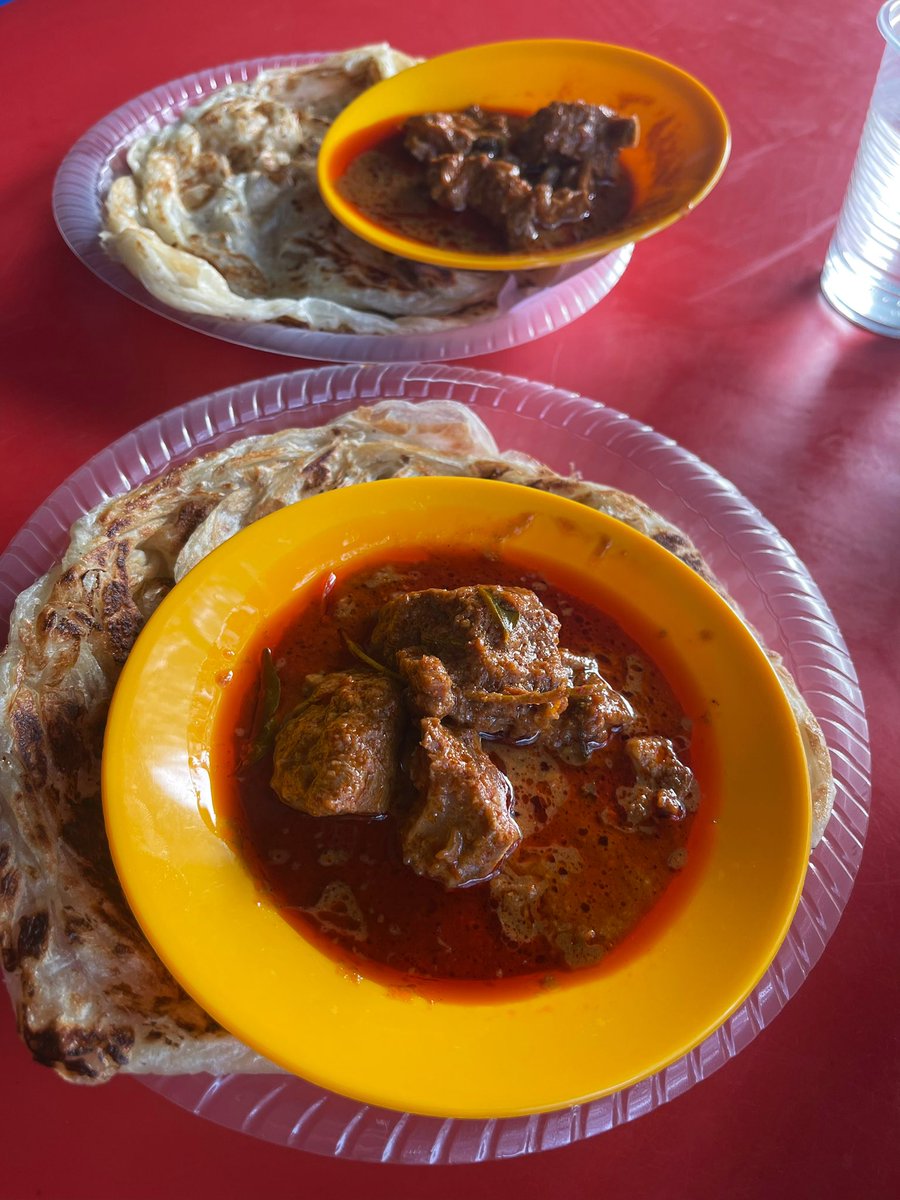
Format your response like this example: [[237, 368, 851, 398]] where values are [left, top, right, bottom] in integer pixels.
[[270, 670, 404, 816], [369, 585, 570, 742], [617, 735, 695, 825], [403, 717, 521, 888]]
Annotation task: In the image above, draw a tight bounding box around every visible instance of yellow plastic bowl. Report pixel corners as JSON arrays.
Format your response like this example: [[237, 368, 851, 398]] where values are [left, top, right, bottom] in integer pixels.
[[318, 39, 731, 271], [103, 477, 808, 1118]]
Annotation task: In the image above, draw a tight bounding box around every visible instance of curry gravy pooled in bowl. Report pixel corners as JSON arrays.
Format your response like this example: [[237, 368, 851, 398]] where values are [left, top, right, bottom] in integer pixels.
[[337, 102, 639, 256], [219, 551, 699, 996]]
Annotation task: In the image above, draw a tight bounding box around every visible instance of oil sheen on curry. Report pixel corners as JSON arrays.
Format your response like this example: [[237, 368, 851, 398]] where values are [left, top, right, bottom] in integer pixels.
[[336, 102, 639, 253], [218, 552, 698, 996]]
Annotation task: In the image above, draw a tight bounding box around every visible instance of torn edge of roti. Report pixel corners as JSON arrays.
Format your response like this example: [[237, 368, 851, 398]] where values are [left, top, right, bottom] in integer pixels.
[[0, 399, 834, 1083], [100, 45, 539, 334]]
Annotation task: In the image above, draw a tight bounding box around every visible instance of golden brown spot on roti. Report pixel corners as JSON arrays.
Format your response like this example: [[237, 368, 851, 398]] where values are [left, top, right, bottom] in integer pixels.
[[106, 1028, 136, 1065], [652, 530, 711, 580], [17, 911, 49, 961], [301, 445, 342, 492], [10, 692, 47, 784], [102, 542, 145, 663], [24, 1021, 136, 1074], [44, 697, 88, 776], [64, 914, 93, 945], [174, 497, 216, 538]]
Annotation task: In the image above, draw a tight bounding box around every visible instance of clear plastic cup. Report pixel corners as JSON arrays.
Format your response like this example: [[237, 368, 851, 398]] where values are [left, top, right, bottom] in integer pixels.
[[821, 1, 900, 336]]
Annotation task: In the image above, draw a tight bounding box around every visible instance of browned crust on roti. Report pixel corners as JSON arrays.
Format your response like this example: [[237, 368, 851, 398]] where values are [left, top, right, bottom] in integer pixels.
[[0, 399, 834, 1082], [100, 46, 541, 335]]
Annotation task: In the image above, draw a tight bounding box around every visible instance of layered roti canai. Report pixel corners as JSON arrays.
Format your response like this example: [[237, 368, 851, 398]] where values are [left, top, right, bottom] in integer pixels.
[[0, 400, 834, 1082], [102, 46, 548, 334]]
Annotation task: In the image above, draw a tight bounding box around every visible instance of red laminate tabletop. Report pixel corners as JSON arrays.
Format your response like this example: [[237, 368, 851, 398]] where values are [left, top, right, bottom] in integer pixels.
[[1, 1, 897, 1197]]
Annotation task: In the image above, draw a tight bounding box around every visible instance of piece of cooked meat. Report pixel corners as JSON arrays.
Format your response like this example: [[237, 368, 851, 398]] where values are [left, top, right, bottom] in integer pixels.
[[617, 735, 695, 825], [402, 101, 639, 248], [394, 651, 456, 717], [270, 670, 403, 816], [426, 151, 539, 242], [369, 585, 569, 741], [404, 106, 524, 162], [403, 718, 521, 888], [546, 650, 635, 760], [512, 102, 639, 168]]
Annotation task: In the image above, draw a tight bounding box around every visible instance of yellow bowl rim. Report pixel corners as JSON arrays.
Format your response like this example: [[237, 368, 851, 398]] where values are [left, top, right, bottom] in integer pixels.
[[317, 37, 732, 271], [102, 476, 809, 1118]]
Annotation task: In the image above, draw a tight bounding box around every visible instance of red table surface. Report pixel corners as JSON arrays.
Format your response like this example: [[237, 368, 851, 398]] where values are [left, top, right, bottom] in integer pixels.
[[1, 0, 898, 1196]]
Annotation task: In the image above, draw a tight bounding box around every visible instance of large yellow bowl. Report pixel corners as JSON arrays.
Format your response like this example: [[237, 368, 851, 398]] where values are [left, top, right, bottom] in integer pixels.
[[102, 477, 808, 1118], [318, 39, 731, 271]]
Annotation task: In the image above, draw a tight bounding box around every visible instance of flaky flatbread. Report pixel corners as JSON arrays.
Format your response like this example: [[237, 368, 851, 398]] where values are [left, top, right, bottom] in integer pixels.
[[102, 46, 547, 334], [0, 399, 834, 1083]]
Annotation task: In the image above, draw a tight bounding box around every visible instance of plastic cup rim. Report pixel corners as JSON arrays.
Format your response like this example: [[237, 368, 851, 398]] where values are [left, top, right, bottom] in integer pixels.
[[879, 0, 900, 50]]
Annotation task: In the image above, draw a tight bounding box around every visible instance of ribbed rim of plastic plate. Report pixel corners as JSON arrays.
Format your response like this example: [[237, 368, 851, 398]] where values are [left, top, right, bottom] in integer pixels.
[[0, 365, 870, 1163], [52, 53, 633, 364]]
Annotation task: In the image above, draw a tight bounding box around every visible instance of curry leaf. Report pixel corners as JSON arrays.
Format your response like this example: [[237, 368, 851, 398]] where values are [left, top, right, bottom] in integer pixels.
[[478, 586, 520, 639], [342, 633, 403, 681], [244, 647, 282, 766]]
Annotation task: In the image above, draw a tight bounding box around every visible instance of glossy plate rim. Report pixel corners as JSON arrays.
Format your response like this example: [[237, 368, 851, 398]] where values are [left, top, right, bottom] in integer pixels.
[[51, 51, 633, 365], [0, 364, 870, 1163]]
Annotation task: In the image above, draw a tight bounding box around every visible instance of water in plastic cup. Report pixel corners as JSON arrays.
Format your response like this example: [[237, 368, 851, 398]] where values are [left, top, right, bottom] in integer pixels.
[[821, 1, 900, 337]]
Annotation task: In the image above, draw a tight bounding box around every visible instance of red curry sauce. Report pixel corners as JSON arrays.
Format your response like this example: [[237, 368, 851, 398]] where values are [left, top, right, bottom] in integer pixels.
[[334, 118, 636, 255], [215, 552, 698, 997]]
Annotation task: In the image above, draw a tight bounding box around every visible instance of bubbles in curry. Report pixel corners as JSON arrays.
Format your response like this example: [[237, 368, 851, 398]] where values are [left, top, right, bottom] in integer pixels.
[[216, 550, 699, 997]]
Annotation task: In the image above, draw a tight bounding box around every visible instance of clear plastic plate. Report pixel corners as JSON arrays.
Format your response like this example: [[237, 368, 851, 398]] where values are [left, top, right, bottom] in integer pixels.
[[52, 54, 633, 363], [0, 365, 870, 1163]]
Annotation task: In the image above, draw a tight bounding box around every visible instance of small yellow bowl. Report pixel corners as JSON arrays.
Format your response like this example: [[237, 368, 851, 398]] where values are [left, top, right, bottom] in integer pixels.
[[103, 477, 808, 1118], [317, 39, 731, 271]]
